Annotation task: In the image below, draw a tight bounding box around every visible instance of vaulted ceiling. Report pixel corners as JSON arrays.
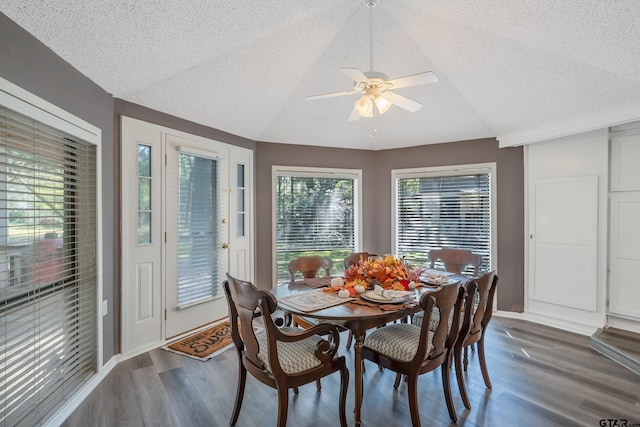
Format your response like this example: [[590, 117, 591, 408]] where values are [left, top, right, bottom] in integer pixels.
[[2, 0, 640, 149]]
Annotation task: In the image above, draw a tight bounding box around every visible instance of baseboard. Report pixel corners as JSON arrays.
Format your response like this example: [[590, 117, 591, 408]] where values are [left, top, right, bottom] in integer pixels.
[[495, 310, 523, 319], [606, 315, 640, 334], [518, 312, 599, 336], [44, 355, 118, 427], [590, 329, 640, 376]]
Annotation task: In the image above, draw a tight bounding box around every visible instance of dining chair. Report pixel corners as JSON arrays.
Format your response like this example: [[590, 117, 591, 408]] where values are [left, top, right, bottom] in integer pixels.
[[361, 282, 474, 425], [288, 255, 333, 282], [343, 251, 378, 269], [428, 248, 480, 275], [454, 270, 498, 410], [287, 255, 339, 338], [224, 274, 349, 427]]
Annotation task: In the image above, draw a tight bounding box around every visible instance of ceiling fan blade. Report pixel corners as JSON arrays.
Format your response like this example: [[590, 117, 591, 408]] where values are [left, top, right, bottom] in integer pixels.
[[387, 71, 438, 90], [348, 107, 361, 121], [306, 90, 357, 100], [388, 92, 423, 112], [340, 68, 369, 83]]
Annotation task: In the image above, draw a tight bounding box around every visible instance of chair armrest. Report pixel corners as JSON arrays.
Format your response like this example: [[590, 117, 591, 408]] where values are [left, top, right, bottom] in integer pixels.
[[261, 302, 341, 362]]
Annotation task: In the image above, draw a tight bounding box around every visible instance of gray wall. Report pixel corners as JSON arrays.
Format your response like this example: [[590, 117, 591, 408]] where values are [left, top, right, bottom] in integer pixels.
[[1, 13, 117, 359], [256, 139, 525, 311]]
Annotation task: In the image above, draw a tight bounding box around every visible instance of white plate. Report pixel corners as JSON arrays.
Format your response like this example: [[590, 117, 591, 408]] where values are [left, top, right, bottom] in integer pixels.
[[361, 290, 406, 304]]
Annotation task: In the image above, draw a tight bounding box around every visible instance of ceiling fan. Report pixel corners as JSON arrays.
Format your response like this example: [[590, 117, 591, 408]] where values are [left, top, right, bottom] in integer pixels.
[[306, 0, 438, 121]]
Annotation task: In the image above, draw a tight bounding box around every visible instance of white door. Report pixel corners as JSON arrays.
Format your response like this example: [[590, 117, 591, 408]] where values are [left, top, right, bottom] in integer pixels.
[[609, 192, 640, 319], [122, 117, 254, 353], [164, 134, 230, 338], [121, 118, 163, 353], [528, 176, 599, 311]]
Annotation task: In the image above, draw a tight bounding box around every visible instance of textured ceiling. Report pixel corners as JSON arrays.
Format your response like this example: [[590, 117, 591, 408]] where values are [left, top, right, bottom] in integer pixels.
[[2, 0, 640, 150]]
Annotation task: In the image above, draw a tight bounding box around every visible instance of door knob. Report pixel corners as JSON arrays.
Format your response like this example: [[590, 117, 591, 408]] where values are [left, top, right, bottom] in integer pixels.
[[222, 242, 230, 249]]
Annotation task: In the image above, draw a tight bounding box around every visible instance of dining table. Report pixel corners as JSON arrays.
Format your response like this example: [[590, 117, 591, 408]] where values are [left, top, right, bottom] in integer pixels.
[[270, 272, 467, 426]]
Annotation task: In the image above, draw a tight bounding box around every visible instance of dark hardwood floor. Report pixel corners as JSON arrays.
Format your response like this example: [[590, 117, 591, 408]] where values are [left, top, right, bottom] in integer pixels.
[[63, 317, 640, 427]]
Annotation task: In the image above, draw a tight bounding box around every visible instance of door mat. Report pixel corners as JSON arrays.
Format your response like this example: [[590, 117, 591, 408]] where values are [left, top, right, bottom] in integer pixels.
[[163, 320, 255, 361]]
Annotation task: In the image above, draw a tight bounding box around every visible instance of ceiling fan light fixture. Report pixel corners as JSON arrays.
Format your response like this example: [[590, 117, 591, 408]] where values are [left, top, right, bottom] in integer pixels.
[[374, 93, 392, 114], [355, 95, 374, 117]]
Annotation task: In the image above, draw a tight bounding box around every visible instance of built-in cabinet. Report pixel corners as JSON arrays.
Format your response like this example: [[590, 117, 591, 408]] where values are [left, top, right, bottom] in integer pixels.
[[524, 124, 640, 335], [608, 124, 640, 332], [524, 130, 609, 334]]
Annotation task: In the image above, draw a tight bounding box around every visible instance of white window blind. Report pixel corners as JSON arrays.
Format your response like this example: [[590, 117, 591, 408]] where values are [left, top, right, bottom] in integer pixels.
[[275, 170, 359, 281], [176, 152, 221, 307], [0, 106, 97, 426], [394, 169, 491, 272]]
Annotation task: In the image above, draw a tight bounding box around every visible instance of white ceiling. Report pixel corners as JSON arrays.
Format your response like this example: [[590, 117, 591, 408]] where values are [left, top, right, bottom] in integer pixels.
[[2, 0, 640, 150]]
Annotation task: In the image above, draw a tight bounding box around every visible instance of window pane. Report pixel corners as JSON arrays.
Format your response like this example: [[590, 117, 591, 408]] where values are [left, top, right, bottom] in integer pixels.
[[237, 213, 245, 237], [138, 178, 151, 210], [137, 212, 151, 244], [237, 188, 244, 213], [237, 163, 244, 187], [138, 144, 151, 177], [275, 173, 358, 281], [177, 153, 219, 306], [395, 172, 491, 272]]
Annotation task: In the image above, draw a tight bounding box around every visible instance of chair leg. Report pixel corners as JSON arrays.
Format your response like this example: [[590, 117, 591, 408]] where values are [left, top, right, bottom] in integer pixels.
[[338, 366, 349, 427], [455, 345, 471, 409], [393, 373, 402, 389], [406, 375, 422, 427], [230, 360, 247, 426], [477, 336, 492, 389], [346, 331, 353, 350], [463, 345, 469, 372], [276, 386, 289, 427], [441, 355, 458, 423], [316, 379, 322, 391]]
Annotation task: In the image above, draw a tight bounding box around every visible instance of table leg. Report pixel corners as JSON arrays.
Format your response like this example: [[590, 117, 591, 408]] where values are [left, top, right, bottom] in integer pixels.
[[354, 332, 364, 426]]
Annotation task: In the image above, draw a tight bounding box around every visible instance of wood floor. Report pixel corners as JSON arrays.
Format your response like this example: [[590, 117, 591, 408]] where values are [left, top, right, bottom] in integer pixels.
[[63, 317, 640, 427]]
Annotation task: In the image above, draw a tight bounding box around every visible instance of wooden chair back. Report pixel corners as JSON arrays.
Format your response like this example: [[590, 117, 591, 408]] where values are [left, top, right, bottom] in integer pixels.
[[288, 256, 333, 281], [428, 248, 481, 275], [464, 270, 497, 346], [343, 252, 378, 269], [420, 282, 465, 366], [224, 275, 278, 374]]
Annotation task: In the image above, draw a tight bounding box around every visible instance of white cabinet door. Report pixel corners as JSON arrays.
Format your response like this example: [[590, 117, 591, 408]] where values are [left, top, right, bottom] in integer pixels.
[[528, 176, 599, 311], [609, 192, 640, 319]]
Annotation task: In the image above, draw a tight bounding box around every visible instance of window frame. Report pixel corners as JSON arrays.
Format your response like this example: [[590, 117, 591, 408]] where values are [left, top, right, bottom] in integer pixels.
[[271, 166, 363, 284], [391, 163, 497, 271]]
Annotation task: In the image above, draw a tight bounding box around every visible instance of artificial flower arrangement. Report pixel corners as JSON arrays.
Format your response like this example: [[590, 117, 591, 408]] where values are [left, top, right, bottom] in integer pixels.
[[323, 255, 425, 297]]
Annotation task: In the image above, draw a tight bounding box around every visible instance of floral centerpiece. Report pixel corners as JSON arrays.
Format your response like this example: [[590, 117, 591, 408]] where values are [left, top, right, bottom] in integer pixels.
[[324, 255, 425, 296]]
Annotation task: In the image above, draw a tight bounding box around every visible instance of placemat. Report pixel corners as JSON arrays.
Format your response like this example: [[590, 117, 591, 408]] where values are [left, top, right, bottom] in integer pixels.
[[278, 289, 354, 312]]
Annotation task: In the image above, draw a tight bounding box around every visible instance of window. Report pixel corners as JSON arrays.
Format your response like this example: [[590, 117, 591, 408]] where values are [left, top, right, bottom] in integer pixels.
[[273, 167, 361, 282], [0, 101, 98, 426], [393, 164, 495, 272], [177, 151, 220, 306]]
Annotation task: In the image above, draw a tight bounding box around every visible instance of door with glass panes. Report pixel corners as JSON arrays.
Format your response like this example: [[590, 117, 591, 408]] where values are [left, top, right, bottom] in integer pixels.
[[121, 117, 253, 354]]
